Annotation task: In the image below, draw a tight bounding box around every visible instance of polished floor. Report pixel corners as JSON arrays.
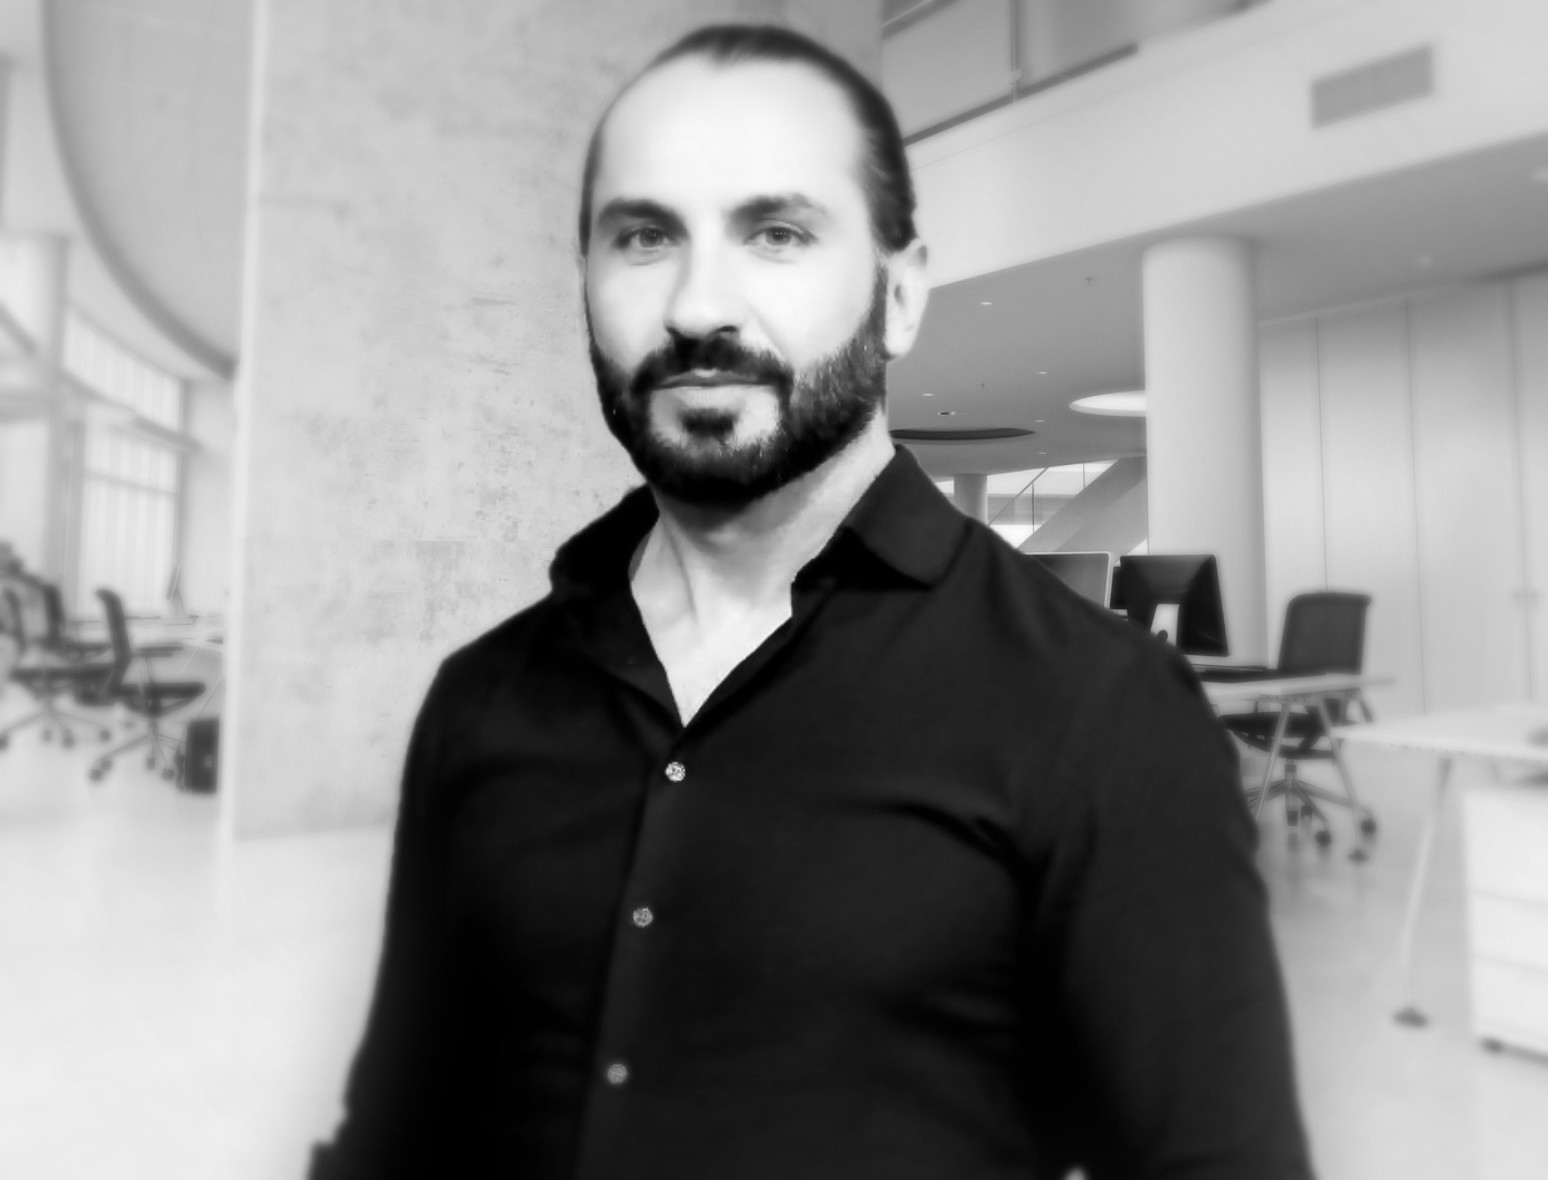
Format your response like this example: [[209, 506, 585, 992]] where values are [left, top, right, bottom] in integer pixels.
[[2, 691, 1547, 1179]]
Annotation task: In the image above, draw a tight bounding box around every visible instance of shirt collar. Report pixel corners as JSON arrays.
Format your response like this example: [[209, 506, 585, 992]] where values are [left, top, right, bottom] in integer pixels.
[[549, 446, 969, 602]]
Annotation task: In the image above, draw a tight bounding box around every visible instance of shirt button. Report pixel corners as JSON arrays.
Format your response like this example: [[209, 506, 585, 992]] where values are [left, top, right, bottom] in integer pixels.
[[605, 1061, 630, 1086], [632, 906, 654, 928], [664, 761, 686, 783]]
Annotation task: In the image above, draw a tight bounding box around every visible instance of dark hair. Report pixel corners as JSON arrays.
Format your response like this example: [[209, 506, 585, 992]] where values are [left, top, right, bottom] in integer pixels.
[[577, 24, 917, 256]]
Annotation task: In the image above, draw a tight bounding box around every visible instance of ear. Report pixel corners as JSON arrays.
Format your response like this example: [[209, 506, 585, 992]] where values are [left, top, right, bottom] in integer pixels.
[[882, 239, 929, 361]]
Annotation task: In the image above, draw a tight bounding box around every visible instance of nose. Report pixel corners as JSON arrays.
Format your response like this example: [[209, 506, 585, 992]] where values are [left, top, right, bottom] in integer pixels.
[[664, 243, 744, 341]]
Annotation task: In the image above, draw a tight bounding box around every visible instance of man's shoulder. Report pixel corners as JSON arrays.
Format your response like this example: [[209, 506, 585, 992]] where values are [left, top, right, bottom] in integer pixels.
[[437, 592, 566, 685]]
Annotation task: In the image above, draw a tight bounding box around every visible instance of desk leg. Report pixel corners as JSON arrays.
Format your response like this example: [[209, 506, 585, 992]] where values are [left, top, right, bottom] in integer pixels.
[[1253, 704, 1293, 821], [1313, 696, 1372, 863], [1395, 756, 1453, 1028]]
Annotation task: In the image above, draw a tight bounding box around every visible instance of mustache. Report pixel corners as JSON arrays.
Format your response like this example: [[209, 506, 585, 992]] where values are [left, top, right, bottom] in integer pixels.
[[627, 333, 792, 400]]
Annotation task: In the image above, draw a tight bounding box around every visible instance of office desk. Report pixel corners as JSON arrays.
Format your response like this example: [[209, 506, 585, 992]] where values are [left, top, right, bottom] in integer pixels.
[[1200, 672, 1386, 857], [1336, 704, 1548, 1048]]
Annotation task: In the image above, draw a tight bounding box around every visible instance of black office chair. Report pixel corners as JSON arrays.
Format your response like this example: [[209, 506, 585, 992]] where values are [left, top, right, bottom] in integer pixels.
[[86, 589, 206, 783], [39, 582, 111, 663], [1217, 592, 1377, 850], [0, 587, 115, 751]]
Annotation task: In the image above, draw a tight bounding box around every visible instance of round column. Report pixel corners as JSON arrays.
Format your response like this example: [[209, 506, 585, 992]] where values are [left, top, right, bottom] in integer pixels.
[[952, 473, 988, 522], [1141, 235, 1267, 661]]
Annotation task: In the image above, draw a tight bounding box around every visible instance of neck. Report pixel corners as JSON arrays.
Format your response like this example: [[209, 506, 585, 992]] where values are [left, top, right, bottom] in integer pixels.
[[636, 415, 894, 616]]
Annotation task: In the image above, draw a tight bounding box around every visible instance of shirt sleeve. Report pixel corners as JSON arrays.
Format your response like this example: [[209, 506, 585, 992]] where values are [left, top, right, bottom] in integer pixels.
[[1028, 643, 1315, 1180], [309, 663, 455, 1180]]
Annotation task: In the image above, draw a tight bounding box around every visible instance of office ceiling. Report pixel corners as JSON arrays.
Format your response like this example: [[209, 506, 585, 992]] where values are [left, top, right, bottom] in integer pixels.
[[42, 0, 252, 377], [891, 130, 1548, 477]]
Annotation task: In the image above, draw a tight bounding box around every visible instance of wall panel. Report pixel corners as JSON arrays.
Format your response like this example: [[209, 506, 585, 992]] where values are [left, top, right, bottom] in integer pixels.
[[1315, 303, 1425, 716], [1409, 286, 1529, 709], [1512, 272, 1548, 703], [1258, 319, 1325, 660]]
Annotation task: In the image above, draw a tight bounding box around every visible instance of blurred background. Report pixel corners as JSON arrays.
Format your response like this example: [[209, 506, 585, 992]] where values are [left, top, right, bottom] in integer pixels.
[[2, 1, 1547, 1177]]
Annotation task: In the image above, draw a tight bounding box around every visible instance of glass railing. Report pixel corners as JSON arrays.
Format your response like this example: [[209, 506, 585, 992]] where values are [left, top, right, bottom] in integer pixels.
[[883, 0, 1268, 142], [936, 460, 1113, 549]]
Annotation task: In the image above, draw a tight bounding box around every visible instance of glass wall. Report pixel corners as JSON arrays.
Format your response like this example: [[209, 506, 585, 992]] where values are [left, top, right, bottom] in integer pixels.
[[64, 314, 185, 614]]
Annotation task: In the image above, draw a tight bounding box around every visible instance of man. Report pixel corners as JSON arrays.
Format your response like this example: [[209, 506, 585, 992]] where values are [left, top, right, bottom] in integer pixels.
[[313, 24, 1312, 1180]]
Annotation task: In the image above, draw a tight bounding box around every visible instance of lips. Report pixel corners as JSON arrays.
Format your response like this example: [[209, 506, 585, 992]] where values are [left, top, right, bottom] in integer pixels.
[[655, 371, 768, 390]]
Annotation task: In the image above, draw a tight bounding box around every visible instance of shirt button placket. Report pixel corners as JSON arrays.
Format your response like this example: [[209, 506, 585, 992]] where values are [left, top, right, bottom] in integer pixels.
[[631, 905, 654, 928], [664, 760, 686, 783], [604, 1061, 629, 1086]]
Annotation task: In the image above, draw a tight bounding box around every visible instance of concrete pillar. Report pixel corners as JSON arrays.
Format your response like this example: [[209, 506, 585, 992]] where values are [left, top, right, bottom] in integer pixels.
[[1141, 235, 1267, 661], [0, 233, 70, 583], [226, 0, 885, 836], [952, 473, 988, 522]]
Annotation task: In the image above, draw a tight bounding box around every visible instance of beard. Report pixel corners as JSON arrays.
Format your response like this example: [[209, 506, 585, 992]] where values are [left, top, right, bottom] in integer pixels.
[[587, 273, 889, 508]]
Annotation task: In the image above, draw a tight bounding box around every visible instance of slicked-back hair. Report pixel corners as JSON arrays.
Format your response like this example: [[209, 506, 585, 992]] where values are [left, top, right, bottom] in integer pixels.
[[577, 24, 918, 258]]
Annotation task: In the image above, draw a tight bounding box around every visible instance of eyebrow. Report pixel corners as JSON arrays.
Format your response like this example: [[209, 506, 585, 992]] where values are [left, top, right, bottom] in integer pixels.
[[594, 198, 686, 236], [734, 194, 833, 224], [593, 193, 834, 236]]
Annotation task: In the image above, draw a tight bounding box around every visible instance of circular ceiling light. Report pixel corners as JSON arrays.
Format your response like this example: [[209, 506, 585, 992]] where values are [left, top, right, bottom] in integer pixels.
[[1071, 391, 1146, 418]]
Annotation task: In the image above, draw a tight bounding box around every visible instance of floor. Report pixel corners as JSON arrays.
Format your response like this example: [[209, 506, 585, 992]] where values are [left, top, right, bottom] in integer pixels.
[[3, 691, 1548, 1179]]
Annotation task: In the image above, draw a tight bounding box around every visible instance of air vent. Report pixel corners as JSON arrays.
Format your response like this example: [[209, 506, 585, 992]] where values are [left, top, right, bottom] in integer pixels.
[[1312, 46, 1434, 127]]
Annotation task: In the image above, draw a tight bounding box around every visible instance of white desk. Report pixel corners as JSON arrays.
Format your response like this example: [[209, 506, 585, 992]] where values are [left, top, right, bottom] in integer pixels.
[[1336, 703, 1548, 1047], [1201, 672, 1386, 858]]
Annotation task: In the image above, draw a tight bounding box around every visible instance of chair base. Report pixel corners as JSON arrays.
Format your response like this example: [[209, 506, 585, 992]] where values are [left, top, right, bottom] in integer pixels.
[[0, 699, 114, 750], [1245, 762, 1377, 862], [88, 717, 183, 785]]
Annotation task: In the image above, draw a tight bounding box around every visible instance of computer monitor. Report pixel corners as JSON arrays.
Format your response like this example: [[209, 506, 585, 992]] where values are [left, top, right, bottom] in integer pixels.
[[1111, 554, 1229, 656], [1023, 551, 1113, 608]]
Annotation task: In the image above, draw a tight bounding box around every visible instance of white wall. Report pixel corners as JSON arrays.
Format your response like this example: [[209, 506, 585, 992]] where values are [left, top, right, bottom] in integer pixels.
[[1260, 271, 1548, 716]]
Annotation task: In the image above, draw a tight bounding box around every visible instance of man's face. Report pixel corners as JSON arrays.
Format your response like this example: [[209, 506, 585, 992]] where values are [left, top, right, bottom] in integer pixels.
[[583, 57, 898, 507]]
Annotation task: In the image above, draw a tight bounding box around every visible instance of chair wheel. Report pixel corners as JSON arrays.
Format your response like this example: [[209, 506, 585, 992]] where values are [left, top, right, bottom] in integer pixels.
[[161, 769, 175, 782], [42, 729, 52, 742], [1314, 828, 1333, 848], [88, 767, 103, 782], [62, 732, 75, 749], [0, 735, 8, 750], [99, 729, 111, 741], [1286, 808, 1299, 827], [1360, 816, 1378, 836], [145, 756, 156, 770]]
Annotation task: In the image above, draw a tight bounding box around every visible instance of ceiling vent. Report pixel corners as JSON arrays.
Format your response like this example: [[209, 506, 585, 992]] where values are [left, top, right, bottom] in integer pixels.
[[1311, 46, 1434, 127]]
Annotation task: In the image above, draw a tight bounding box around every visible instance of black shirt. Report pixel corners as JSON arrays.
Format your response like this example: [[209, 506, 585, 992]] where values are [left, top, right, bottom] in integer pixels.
[[313, 449, 1312, 1179]]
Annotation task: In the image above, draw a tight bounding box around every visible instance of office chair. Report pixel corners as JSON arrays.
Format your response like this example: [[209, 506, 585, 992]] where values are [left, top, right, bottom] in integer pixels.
[[1217, 591, 1377, 851], [39, 582, 111, 663], [86, 589, 205, 783], [0, 587, 115, 751]]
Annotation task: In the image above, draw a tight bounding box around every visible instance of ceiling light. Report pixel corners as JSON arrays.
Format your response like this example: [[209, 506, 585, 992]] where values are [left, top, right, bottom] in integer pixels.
[[980, 300, 993, 306], [937, 410, 962, 417], [922, 392, 934, 397], [1034, 419, 1045, 424], [1070, 391, 1146, 418]]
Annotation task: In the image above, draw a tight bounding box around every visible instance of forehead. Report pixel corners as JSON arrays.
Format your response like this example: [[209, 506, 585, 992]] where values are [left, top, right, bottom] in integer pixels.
[[592, 56, 868, 214]]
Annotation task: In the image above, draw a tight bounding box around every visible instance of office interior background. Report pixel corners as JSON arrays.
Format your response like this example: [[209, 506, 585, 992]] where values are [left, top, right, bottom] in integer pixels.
[[2, 0, 1547, 1175]]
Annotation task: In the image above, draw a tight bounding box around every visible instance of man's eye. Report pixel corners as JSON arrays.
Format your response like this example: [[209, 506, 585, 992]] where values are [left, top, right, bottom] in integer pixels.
[[752, 225, 808, 250], [619, 226, 669, 252]]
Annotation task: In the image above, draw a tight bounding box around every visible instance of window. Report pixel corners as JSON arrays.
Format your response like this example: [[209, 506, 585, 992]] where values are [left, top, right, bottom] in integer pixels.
[[65, 314, 185, 614]]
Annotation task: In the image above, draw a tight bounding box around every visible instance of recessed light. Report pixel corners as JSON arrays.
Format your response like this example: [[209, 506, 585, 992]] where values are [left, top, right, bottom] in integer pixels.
[[1071, 391, 1147, 418], [922, 392, 934, 397], [980, 301, 993, 306], [1034, 419, 1045, 424], [937, 410, 963, 417], [1037, 371, 1048, 376], [1037, 451, 1048, 456]]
